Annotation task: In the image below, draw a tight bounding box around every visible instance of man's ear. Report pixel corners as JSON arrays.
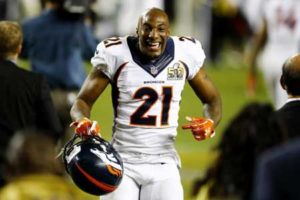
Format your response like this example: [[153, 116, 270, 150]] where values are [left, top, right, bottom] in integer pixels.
[[280, 75, 287, 90], [16, 44, 22, 55]]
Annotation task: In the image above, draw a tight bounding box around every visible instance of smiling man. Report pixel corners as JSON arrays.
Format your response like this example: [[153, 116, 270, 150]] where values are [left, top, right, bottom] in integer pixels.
[[137, 8, 170, 59], [70, 7, 222, 200]]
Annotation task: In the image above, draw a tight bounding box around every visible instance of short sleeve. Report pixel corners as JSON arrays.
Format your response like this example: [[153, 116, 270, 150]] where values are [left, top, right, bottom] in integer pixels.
[[175, 37, 206, 80], [188, 39, 205, 80], [91, 41, 115, 80], [91, 37, 129, 81]]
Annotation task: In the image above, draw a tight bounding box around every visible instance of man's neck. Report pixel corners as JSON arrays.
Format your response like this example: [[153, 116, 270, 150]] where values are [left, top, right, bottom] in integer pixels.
[[288, 94, 300, 98], [287, 95, 300, 103], [5, 54, 18, 63]]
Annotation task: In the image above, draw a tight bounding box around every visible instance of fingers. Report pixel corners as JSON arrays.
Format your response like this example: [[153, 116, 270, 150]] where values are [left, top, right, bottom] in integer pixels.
[[193, 134, 206, 141], [182, 124, 192, 129], [185, 116, 205, 123], [77, 119, 91, 135], [182, 116, 199, 129], [70, 118, 101, 137], [193, 128, 215, 137], [88, 121, 101, 136], [185, 116, 193, 121], [182, 123, 205, 129], [88, 121, 97, 135], [192, 129, 215, 141], [182, 116, 215, 141], [182, 119, 212, 130], [210, 130, 216, 138], [69, 121, 78, 127]]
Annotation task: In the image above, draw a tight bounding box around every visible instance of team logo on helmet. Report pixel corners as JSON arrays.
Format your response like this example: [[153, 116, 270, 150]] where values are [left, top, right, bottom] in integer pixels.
[[62, 135, 123, 196], [91, 148, 123, 177]]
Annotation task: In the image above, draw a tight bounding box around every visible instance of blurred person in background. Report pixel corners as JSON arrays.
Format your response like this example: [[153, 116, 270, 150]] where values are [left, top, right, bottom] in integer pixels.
[[208, 0, 251, 63], [88, 0, 119, 40], [273, 54, 300, 138], [238, 0, 263, 34], [0, 0, 20, 21], [253, 137, 300, 200], [191, 102, 286, 200], [0, 130, 85, 200], [246, 0, 300, 109], [0, 21, 62, 187], [252, 53, 300, 200], [20, 0, 98, 138], [187, 0, 252, 64], [251, 55, 300, 199], [115, 0, 164, 36], [0, 0, 42, 21], [89, 0, 164, 41]]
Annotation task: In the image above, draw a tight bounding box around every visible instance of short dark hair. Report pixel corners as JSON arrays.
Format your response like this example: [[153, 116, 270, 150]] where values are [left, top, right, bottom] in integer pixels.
[[282, 61, 300, 95]]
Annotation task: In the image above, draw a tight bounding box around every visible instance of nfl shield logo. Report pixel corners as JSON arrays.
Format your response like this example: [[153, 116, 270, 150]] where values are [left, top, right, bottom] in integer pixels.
[[150, 66, 158, 75]]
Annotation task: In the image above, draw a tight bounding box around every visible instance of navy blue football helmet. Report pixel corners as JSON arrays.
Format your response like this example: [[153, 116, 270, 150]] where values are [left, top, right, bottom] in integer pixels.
[[63, 135, 123, 196]]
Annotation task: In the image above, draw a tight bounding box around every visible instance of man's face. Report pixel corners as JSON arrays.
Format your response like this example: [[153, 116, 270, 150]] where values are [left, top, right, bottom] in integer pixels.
[[137, 10, 170, 60]]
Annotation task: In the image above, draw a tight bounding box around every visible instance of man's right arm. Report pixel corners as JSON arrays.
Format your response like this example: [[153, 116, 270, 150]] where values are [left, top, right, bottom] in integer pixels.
[[70, 65, 110, 121]]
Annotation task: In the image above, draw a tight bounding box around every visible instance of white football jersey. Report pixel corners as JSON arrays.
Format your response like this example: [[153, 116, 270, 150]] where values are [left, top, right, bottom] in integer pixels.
[[91, 36, 205, 157], [258, 0, 300, 108], [261, 0, 300, 61]]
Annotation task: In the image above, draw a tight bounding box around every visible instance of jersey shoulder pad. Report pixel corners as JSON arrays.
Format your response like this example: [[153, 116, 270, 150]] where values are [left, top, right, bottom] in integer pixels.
[[91, 37, 129, 80], [172, 36, 203, 53], [171, 36, 206, 80], [97, 36, 130, 58]]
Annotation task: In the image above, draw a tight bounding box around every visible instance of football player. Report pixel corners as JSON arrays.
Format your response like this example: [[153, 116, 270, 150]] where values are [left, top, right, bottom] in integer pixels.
[[246, 0, 300, 109], [70, 7, 222, 200]]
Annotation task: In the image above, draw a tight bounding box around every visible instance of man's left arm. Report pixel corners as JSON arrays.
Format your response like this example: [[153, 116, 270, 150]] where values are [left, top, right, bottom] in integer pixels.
[[188, 66, 222, 127]]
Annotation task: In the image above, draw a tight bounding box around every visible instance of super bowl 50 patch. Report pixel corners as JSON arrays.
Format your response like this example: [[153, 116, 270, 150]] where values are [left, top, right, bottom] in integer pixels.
[[167, 62, 184, 80]]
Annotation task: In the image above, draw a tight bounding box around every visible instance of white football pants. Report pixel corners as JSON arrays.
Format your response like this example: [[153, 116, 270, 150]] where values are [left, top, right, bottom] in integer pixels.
[[101, 162, 183, 200]]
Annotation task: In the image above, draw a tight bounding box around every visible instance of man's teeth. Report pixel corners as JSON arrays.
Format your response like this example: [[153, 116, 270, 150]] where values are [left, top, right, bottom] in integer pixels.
[[149, 42, 160, 48]]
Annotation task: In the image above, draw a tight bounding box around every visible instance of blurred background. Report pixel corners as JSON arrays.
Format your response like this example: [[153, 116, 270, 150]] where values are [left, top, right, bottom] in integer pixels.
[[1, 0, 271, 199]]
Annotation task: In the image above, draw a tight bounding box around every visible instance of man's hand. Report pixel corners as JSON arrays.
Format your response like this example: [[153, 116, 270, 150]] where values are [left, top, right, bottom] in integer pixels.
[[182, 116, 215, 141], [70, 117, 101, 137]]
